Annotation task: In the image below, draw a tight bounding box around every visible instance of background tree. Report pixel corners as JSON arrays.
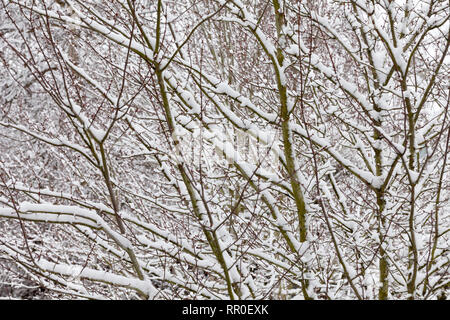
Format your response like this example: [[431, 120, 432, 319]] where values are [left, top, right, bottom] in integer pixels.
[[0, 0, 448, 299]]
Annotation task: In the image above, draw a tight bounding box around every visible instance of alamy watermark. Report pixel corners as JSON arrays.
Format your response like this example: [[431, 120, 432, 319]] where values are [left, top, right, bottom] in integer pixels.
[[171, 125, 282, 177]]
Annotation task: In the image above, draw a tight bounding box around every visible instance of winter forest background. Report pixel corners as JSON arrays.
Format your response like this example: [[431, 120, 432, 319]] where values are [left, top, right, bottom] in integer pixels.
[[0, 0, 448, 300]]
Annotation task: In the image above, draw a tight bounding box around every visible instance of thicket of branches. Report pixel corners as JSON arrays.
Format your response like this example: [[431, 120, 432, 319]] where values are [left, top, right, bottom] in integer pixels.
[[0, 0, 448, 299]]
